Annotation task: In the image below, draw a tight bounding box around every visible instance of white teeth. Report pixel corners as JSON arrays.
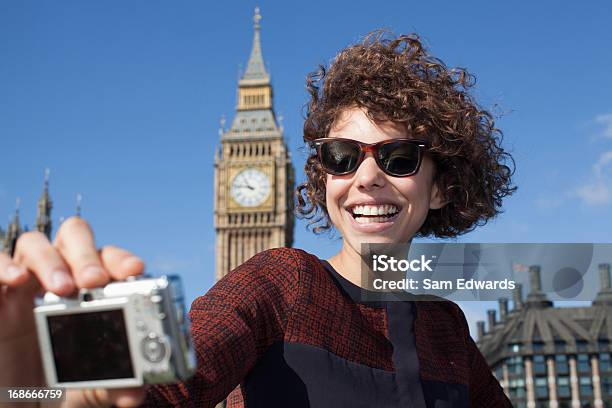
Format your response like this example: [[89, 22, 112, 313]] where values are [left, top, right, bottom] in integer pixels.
[[356, 216, 387, 224], [351, 204, 398, 216]]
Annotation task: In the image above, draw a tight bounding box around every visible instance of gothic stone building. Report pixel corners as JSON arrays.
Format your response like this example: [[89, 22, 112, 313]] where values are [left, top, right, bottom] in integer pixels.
[[212, 8, 294, 408], [1, 172, 53, 255], [213, 7, 294, 283]]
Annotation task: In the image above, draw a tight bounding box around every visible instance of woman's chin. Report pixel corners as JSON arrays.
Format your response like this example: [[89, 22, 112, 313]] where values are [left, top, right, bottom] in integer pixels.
[[346, 235, 399, 253]]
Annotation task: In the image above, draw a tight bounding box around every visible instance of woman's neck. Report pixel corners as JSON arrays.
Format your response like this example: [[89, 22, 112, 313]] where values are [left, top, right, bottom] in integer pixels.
[[327, 240, 412, 290], [327, 242, 365, 288]]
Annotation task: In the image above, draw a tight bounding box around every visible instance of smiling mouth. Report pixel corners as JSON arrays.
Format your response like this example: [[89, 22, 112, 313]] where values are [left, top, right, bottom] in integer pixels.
[[347, 204, 401, 224]]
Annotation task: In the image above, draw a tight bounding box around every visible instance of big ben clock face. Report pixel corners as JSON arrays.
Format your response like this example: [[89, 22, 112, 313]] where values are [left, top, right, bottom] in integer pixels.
[[230, 168, 271, 207]]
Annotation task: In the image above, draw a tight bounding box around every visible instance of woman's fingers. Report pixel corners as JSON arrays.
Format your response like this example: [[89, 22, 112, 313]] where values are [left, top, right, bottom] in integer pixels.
[[54, 217, 110, 289], [9, 217, 142, 296], [0, 252, 28, 286], [13, 231, 75, 295], [99, 246, 145, 280]]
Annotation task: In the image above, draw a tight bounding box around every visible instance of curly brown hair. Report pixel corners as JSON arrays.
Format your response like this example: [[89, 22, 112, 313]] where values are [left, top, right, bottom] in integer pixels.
[[296, 30, 516, 238]]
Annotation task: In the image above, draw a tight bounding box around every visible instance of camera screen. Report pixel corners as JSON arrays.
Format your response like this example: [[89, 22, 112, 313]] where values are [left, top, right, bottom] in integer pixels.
[[47, 309, 135, 382]]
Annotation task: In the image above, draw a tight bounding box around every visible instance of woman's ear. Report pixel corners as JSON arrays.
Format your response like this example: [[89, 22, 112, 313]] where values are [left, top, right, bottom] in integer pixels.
[[429, 183, 447, 210]]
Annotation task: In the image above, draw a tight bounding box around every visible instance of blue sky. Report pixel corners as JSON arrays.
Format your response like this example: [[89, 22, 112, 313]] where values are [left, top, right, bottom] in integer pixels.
[[1, 0, 611, 335]]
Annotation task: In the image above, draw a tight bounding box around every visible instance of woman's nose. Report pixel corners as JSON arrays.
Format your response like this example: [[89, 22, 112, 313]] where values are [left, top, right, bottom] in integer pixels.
[[354, 154, 386, 190]]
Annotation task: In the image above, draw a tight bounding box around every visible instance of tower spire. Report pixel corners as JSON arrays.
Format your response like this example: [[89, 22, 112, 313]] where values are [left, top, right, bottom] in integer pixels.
[[240, 7, 270, 85], [2, 198, 22, 256], [223, 6, 280, 135], [36, 168, 53, 239], [76, 193, 82, 217], [13, 197, 21, 228]]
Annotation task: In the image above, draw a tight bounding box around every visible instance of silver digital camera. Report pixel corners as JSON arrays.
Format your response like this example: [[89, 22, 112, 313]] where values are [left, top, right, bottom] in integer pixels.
[[34, 275, 197, 388]]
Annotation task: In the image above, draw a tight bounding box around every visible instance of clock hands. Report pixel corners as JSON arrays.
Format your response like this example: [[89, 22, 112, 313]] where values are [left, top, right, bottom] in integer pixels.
[[234, 183, 254, 190], [231, 169, 270, 207]]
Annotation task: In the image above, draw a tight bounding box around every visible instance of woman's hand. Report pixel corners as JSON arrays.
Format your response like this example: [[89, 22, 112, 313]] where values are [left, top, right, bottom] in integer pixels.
[[0, 216, 146, 407]]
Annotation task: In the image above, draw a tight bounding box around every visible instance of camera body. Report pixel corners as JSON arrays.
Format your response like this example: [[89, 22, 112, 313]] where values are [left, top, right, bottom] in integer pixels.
[[34, 275, 197, 388]]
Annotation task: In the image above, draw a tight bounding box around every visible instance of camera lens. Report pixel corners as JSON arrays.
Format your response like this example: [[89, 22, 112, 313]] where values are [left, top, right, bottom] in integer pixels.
[[82, 293, 93, 302]]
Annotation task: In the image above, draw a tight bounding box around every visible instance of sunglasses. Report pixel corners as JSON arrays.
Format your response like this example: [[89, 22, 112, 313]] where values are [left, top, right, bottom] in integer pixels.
[[312, 138, 429, 177]]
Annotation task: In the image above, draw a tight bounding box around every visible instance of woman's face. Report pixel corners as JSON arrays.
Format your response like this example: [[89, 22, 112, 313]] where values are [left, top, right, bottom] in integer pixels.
[[325, 107, 444, 253]]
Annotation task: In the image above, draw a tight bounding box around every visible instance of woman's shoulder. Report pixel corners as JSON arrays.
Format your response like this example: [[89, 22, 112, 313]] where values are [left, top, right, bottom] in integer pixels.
[[249, 247, 317, 266], [219, 247, 319, 289], [241, 247, 317, 274], [191, 247, 317, 315]]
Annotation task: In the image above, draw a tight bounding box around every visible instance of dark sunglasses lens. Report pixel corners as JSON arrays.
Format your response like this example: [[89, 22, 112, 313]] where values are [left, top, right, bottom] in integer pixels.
[[377, 141, 420, 176], [320, 140, 361, 174]]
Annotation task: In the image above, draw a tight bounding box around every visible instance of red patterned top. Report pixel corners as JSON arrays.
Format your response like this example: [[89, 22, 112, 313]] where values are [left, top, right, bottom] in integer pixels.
[[144, 247, 512, 408]]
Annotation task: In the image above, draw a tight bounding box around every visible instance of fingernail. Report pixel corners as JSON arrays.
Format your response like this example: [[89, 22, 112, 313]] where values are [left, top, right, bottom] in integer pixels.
[[82, 265, 104, 282], [52, 270, 74, 291], [122, 257, 144, 269], [6, 265, 26, 280]]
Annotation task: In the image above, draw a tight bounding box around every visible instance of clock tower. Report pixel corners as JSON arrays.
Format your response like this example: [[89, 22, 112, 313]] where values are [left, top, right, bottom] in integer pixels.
[[214, 7, 295, 282]]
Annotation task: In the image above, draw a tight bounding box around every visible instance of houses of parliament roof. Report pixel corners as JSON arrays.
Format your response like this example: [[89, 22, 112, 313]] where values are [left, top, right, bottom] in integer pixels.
[[477, 263, 612, 365]]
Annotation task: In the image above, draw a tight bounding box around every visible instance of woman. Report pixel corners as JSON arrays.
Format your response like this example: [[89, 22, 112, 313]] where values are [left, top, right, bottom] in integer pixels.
[[0, 32, 515, 407]]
